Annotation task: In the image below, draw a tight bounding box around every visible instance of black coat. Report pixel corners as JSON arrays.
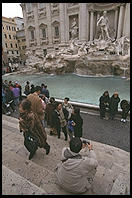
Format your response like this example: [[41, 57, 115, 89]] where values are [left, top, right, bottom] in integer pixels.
[[120, 100, 130, 113], [109, 95, 120, 112], [99, 95, 110, 109], [72, 114, 83, 138]]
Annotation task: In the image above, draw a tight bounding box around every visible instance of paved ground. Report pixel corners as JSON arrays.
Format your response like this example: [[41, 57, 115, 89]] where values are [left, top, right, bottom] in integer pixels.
[[9, 107, 130, 152], [2, 115, 130, 195]]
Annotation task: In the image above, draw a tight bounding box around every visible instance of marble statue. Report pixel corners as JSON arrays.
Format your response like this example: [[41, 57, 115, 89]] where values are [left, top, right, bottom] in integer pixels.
[[70, 18, 78, 39], [97, 11, 111, 40]]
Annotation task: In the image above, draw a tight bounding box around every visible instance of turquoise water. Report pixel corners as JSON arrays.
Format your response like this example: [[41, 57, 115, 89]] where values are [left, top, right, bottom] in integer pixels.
[[2, 73, 130, 106]]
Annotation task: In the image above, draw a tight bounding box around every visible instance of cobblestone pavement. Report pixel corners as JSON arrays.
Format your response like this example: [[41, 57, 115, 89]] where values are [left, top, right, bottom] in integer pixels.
[[9, 107, 130, 152]]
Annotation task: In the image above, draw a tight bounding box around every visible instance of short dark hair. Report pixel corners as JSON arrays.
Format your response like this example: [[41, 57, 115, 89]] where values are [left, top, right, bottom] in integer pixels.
[[50, 97, 55, 103], [65, 97, 69, 101], [69, 137, 82, 153], [35, 86, 41, 92], [20, 99, 31, 112], [26, 81, 30, 84]]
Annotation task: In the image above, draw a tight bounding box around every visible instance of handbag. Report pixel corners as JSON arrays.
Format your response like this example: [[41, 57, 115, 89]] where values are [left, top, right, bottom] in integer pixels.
[[24, 131, 39, 153]]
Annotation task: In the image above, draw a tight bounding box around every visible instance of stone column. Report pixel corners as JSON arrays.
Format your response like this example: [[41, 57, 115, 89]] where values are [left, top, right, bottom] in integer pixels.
[[87, 11, 90, 41], [59, 3, 66, 43], [117, 4, 124, 39], [46, 3, 52, 45], [90, 11, 94, 41], [21, 4, 30, 48], [79, 3, 88, 42], [123, 3, 130, 38], [33, 3, 40, 46], [114, 8, 119, 38]]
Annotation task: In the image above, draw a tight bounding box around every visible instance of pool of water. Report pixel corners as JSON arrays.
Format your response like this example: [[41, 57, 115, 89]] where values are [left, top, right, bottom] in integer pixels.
[[2, 73, 130, 106]]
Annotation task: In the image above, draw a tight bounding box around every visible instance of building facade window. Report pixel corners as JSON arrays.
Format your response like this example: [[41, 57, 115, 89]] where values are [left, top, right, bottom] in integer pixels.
[[12, 51, 14, 54], [38, 3, 44, 9], [42, 28, 46, 39], [9, 26, 11, 30], [10, 43, 13, 48], [16, 44, 18, 48], [5, 43, 8, 48], [54, 26, 59, 38], [31, 30, 34, 40], [9, 35, 11, 39], [6, 26, 8, 30], [26, 3, 32, 12]]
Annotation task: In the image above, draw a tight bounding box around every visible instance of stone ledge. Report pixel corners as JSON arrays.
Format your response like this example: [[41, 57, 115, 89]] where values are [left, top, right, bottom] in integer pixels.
[[2, 165, 47, 195]]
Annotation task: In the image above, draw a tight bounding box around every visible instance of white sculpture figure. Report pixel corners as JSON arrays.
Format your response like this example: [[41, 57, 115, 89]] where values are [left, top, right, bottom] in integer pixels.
[[97, 11, 110, 40], [78, 42, 87, 56], [70, 18, 78, 39]]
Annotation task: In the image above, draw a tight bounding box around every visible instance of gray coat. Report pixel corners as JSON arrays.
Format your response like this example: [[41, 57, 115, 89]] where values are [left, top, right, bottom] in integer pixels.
[[54, 146, 98, 194]]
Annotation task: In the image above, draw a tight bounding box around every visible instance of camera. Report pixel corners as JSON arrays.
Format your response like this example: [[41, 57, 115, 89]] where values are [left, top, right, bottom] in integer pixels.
[[82, 140, 90, 145]]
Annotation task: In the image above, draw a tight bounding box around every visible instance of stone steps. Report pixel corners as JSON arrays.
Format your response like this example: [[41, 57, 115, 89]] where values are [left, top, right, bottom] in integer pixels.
[[2, 165, 47, 195], [2, 115, 130, 195]]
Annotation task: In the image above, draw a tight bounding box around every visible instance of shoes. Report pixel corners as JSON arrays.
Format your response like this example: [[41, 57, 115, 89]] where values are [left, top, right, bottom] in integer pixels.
[[121, 119, 126, 123], [28, 151, 36, 160], [46, 145, 50, 155], [58, 136, 60, 139]]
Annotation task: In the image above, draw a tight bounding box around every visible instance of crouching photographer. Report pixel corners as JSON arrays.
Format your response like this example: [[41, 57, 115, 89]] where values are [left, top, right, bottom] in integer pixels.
[[54, 137, 98, 194]]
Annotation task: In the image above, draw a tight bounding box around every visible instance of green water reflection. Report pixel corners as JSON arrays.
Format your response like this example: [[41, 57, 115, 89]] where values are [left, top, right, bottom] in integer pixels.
[[2, 73, 130, 106]]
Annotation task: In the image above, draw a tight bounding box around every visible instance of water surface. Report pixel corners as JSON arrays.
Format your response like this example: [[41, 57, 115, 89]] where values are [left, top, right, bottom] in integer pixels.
[[2, 73, 130, 106]]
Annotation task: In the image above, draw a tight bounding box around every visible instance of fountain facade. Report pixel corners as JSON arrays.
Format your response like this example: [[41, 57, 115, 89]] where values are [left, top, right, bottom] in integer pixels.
[[20, 3, 130, 78]]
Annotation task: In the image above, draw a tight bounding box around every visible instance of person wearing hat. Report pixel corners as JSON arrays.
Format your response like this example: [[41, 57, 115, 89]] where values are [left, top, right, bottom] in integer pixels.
[[109, 92, 120, 120], [54, 137, 98, 194]]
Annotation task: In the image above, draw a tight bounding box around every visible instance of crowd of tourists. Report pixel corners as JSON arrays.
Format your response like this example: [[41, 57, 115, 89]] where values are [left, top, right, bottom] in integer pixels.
[[2, 79, 130, 194]]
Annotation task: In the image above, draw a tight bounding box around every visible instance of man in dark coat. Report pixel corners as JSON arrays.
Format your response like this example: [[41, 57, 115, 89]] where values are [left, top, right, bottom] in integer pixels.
[[120, 100, 130, 123], [109, 92, 120, 120], [99, 91, 110, 119], [71, 108, 83, 138]]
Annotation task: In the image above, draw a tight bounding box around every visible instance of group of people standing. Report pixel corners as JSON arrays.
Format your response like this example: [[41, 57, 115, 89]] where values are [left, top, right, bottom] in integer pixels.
[[99, 91, 130, 122], [18, 82, 83, 160]]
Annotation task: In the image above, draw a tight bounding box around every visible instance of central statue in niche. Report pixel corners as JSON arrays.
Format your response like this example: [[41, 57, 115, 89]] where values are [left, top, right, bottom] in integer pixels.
[[97, 11, 111, 41]]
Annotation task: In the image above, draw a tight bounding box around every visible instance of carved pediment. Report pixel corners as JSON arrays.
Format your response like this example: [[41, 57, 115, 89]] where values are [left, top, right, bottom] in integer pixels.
[[39, 23, 47, 28], [28, 25, 35, 30], [51, 20, 60, 26]]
